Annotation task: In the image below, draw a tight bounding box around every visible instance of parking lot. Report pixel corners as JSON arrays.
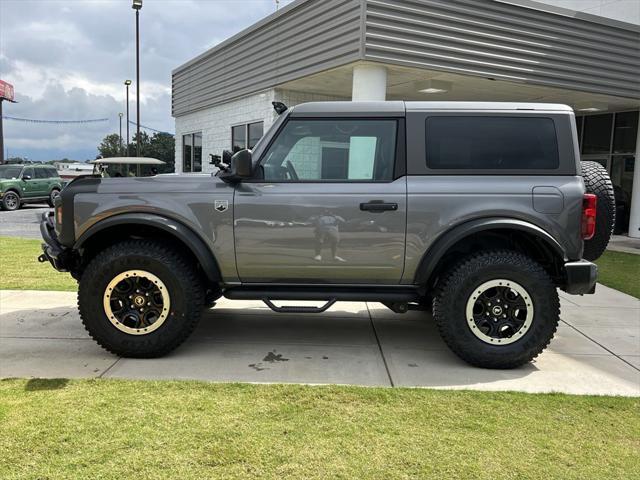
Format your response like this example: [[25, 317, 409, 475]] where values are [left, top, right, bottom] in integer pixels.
[[0, 204, 49, 239]]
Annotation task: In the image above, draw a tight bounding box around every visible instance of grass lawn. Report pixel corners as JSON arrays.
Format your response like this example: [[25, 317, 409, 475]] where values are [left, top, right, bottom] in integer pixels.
[[0, 236, 76, 291], [0, 379, 638, 479], [1, 236, 638, 298], [595, 250, 640, 299]]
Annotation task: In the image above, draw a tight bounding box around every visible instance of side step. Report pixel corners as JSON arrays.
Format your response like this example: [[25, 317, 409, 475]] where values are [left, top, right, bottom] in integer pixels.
[[262, 298, 337, 314], [223, 285, 423, 314]]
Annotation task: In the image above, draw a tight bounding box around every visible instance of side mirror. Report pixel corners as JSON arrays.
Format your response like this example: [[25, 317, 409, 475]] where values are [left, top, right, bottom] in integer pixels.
[[230, 149, 253, 178], [222, 149, 233, 165], [22, 175, 32, 181]]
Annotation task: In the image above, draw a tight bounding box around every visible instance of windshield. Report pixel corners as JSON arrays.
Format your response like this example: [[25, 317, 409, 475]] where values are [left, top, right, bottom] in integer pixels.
[[0, 166, 23, 179]]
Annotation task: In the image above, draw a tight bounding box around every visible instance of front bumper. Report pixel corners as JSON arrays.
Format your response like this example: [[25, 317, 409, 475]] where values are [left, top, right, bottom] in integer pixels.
[[38, 211, 73, 272], [563, 260, 597, 295]]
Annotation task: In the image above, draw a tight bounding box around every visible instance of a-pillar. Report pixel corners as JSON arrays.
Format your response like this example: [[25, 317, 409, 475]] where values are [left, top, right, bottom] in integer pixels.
[[352, 64, 387, 101]]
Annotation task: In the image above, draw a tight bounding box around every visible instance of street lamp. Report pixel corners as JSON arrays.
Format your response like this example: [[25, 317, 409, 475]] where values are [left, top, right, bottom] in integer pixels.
[[132, 0, 142, 161], [118, 113, 124, 155], [124, 80, 132, 157]]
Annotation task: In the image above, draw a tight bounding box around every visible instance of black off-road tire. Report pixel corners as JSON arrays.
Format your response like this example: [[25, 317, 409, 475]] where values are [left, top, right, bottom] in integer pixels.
[[47, 188, 60, 207], [78, 240, 204, 358], [433, 251, 560, 369], [581, 161, 615, 261], [1, 190, 21, 211]]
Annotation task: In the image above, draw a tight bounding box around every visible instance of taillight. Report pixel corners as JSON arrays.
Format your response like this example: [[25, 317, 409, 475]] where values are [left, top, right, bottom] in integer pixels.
[[55, 205, 63, 225], [581, 194, 597, 240]]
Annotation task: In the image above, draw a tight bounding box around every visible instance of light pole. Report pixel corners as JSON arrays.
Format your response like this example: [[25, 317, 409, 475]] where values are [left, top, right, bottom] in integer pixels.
[[133, 0, 142, 162], [124, 80, 131, 156], [118, 112, 123, 156]]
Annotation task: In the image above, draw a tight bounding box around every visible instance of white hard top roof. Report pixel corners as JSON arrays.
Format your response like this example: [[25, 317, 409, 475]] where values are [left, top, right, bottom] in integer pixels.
[[290, 101, 573, 116], [404, 101, 573, 112]]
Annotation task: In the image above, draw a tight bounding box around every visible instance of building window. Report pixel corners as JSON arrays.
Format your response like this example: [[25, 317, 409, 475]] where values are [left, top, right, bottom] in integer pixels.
[[231, 121, 264, 153], [582, 114, 613, 155], [577, 110, 639, 234], [613, 111, 638, 154], [183, 132, 202, 173]]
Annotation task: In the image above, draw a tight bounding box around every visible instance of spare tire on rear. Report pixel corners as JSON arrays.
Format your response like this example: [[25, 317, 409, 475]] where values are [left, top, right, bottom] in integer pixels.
[[581, 161, 615, 261]]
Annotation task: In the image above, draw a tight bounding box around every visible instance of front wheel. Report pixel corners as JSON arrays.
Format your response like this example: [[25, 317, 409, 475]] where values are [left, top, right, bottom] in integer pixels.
[[1, 191, 21, 211], [78, 240, 205, 357], [433, 251, 559, 369]]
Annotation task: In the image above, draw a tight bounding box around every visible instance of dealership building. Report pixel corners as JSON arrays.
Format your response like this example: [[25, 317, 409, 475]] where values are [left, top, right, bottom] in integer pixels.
[[172, 0, 640, 236]]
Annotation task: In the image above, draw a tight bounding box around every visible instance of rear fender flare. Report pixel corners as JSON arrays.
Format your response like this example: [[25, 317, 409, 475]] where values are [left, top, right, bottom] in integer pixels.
[[414, 217, 567, 285]]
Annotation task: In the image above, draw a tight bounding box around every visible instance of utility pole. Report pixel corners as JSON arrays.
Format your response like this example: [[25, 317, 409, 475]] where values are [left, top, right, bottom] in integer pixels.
[[124, 80, 131, 156], [133, 0, 142, 159], [118, 112, 124, 156]]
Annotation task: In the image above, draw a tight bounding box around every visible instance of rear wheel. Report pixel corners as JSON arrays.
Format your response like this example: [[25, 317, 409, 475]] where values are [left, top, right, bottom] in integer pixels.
[[78, 240, 204, 357], [1, 191, 21, 211], [581, 161, 615, 261], [47, 188, 60, 207], [433, 250, 559, 369]]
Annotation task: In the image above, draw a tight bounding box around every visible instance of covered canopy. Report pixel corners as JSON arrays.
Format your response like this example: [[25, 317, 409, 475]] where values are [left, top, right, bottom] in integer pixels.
[[91, 157, 165, 165]]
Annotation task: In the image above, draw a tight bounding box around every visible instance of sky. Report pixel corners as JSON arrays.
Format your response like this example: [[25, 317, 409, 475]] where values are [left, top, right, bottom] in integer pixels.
[[0, 0, 296, 161]]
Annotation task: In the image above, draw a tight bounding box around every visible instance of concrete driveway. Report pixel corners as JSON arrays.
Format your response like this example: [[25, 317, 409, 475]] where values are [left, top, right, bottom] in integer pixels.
[[1, 285, 638, 396]]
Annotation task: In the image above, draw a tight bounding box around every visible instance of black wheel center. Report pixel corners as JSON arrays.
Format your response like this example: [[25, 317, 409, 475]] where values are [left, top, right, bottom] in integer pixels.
[[133, 295, 146, 307], [491, 305, 503, 316]]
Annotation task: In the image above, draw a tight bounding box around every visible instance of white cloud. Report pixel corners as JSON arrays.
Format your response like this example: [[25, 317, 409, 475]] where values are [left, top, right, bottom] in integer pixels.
[[0, 0, 297, 160]]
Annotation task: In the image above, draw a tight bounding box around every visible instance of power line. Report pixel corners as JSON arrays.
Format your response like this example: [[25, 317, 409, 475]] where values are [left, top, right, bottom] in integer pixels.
[[2, 115, 109, 124], [128, 120, 173, 135], [1, 115, 174, 136]]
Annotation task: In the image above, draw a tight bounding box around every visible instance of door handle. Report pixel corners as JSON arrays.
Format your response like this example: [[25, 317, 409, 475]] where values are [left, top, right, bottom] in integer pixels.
[[360, 201, 398, 212]]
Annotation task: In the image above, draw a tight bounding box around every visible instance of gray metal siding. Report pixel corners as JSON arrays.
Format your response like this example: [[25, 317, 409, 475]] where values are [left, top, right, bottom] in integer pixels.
[[172, 0, 362, 116], [364, 0, 640, 99]]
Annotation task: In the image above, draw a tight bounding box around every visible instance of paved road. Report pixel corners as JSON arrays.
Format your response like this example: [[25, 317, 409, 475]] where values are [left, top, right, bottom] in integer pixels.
[[1, 285, 638, 395], [0, 205, 50, 239]]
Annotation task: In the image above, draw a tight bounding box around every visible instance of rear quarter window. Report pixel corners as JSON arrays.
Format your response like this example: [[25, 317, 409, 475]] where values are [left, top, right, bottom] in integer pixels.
[[426, 116, 559, 170]]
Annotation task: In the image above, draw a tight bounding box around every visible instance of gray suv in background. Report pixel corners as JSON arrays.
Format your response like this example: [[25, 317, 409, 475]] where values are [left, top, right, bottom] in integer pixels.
[[39, 101, 615, 369]]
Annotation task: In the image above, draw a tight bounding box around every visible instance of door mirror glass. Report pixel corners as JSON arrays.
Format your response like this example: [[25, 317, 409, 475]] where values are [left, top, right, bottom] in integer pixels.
[[222, 149, 233, 165], [22, 175, 32, 181]]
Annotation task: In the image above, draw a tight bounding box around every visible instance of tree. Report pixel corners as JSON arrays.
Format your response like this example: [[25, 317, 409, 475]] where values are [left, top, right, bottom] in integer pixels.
[[97, 131, 175, 174], [97, 133, 123, 158], [146, 133, 175, 173]]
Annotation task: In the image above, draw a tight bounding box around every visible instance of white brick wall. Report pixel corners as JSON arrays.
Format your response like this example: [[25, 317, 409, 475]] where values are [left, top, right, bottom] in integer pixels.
[[174, 88, 348, 174], [174, 90, 277, 174], [533, 0, 640, 25]]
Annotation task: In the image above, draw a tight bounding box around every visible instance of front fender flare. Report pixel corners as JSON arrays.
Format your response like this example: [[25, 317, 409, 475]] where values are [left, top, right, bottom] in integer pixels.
[[414, 217, 567, 285], [74, 213, 222, 283]]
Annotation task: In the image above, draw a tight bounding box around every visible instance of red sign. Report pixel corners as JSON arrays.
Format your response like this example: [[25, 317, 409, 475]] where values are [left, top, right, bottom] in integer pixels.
[[0, 80, 15, 102]]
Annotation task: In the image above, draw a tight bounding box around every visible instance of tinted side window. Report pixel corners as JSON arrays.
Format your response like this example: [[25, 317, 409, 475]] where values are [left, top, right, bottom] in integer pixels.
[[35, 168, 49, 179], [426, 117, 559, 170], [22, 167, 34, 179], [261, 119, 397, 182], [48, 167, 60, 178]]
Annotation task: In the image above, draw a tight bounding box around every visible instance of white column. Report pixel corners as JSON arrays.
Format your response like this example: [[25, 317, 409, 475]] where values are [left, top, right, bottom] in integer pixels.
[[352, 64, 387, 101], [628, 121, 640, 238]]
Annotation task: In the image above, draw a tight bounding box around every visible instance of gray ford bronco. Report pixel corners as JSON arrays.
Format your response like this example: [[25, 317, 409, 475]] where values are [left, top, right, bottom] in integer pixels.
[[39, 101, 615, 369]]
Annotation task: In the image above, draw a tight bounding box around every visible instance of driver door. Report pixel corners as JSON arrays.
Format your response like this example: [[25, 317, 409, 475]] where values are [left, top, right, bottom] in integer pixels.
[[20, 167, 42, 198], [233, 117, 407, 284]]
